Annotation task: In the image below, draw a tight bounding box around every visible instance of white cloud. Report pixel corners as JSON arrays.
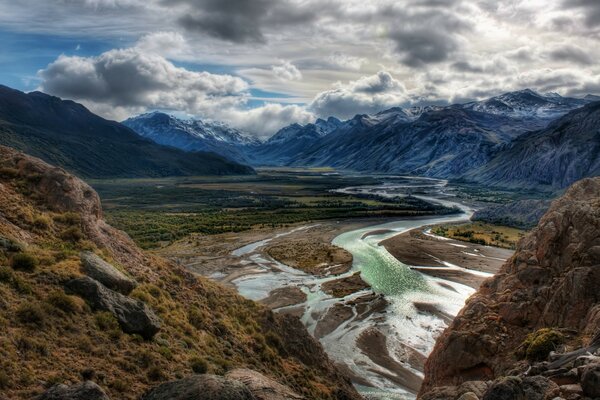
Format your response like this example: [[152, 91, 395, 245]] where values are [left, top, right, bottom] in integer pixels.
[[271, 60, 302, 81], [309, 71, 408, 118], [37, 46, 313, 136], [327, 53, 367, 71], [219, 103, 314, 138]]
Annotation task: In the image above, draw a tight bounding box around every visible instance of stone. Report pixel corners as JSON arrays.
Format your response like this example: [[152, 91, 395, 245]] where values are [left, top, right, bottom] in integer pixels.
[[482, 376, 559, 400], [37, 381, 110, 400], [80, 251, 137, 295], [573, 355, 600, 368], [140, 374, 254, 400], [226, 368, 303, 399], [558, 384, 582, 396], [580, 363, 600, 398], [66, 277, 160, 339], [458, 381, 489, 397], [457, 393, 479, 400], [546, 368, 579, 386]]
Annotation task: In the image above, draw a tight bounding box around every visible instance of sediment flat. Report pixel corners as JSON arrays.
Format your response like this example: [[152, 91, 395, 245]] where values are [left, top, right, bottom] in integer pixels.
[[381, 228, 514, 288]]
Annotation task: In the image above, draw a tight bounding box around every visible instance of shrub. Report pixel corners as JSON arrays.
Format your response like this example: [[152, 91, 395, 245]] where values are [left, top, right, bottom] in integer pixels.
[[190, 357, 208, 374], [11, 253, 38, 272], [60, 227, 84, 242], [33, 215, 52, 230], [188, 307, 207, 330], [95, 312, 120, 331], [15, 336, 48, 356], [0, 266, 13, 283], [11, 275, 33, 295], [147, 366, 165, 381], [16, 303, 46, 328], [518, 328, 565, 362], [111, 379, 128, 393], [47, 291, 79, 314], [53, 212, 81, 226], [0, 370, 9, 389]]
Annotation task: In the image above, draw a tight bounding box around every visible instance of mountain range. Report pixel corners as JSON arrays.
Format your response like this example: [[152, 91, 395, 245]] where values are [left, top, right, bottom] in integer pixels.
[[1, 84, 597, 189], [0, 85, 254, 178], [124, 89, 597, 190], [122, 112, 260, 163]]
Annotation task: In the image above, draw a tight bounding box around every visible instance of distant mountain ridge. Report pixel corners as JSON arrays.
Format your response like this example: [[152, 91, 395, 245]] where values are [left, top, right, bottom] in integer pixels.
[[0, 85, 254, 178], [252, 89, 597, 188], [466, 101, 600, 189], [123, 112, 260, 163]]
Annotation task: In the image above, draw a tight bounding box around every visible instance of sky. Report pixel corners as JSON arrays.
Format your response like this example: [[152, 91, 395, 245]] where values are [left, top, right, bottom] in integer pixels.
[[0, 0, 599, 137]]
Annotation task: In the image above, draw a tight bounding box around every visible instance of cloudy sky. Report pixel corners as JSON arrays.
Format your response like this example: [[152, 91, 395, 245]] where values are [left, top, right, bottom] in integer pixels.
[[0, 0, 599, 137]]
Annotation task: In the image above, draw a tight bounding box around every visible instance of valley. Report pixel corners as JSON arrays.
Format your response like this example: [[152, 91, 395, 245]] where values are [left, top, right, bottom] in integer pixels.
[[2, 3, 600, 399], [91, 169, 457, 249], [92, 172, 533, 399]]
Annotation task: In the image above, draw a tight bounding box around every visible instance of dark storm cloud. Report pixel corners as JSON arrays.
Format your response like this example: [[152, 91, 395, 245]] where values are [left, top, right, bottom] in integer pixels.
[[562, 0, 600, 27], [164, 0, 321, 43], [451, 61, 484, 73], [549, 45, 593, 65], [384, 7, 471, 67]]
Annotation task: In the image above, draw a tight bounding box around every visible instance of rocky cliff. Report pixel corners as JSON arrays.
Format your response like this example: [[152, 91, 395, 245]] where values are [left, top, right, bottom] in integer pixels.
[[0, 145, 359, 400], [419, 177, 600, 399]]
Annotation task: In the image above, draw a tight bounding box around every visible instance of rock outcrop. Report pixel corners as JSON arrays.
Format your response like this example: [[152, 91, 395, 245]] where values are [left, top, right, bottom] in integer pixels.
[[37, 381, 110, 400], [226, 368, 304, 400], [66, 276, 161, 339], [140, 375, 254, 400], [419, 177, 600, 398], [80, 251, 137, 295]]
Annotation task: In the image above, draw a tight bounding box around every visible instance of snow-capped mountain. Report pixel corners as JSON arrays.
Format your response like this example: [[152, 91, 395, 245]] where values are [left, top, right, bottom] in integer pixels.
[[247, 116, 342, 164], [123, 112, 260, 163], [460, 89, 588, 119], [254, 89, 596, 183]]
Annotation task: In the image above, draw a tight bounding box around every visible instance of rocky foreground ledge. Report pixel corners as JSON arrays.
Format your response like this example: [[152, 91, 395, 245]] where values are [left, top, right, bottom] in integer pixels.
[[419, 177, 600, 400]]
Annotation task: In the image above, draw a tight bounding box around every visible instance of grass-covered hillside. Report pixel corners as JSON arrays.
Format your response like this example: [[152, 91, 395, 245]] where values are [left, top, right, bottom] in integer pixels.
[[0, 146, 359, 400]]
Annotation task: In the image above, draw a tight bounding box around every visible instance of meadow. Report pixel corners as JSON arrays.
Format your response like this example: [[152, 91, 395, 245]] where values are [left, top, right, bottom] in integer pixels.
[[90, 169, 457, 248]]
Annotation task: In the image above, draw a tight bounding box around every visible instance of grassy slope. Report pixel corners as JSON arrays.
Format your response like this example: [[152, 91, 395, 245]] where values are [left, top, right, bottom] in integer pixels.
[[0, 148, 358, 399]]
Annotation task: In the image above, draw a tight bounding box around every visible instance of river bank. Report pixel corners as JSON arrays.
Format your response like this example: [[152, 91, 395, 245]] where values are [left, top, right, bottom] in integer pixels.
[[157, 177, 513, 399]]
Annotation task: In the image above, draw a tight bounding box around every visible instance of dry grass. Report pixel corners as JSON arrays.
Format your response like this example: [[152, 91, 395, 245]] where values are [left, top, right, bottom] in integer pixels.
[[266, 240, 352, 276], [0, 156, 353, 400], [431, 222, 526, 249]]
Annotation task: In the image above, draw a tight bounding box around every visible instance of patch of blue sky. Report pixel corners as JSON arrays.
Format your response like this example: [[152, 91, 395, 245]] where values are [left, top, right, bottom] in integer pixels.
[[0, 30, 122, 91]]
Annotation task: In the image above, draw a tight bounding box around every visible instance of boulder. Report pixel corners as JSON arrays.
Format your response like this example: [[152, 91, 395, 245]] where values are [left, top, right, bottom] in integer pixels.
[[581, 363, 600, 398], [37, 381, 110, 400], [482, 376, 559, 400], [457, 393, 479, 400], [66, 277, 160, 339], [80, 251, 137, 295], [140, 374, 254, 400], [226, 368, 303, 399]]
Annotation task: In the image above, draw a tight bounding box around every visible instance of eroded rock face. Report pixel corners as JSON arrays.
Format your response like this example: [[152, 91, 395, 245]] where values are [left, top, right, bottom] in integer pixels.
[[81, 251, 138, 295], [140, 375, 254, 400], [37, 381, 110, 400], [226, 368, 304, 399], [420, 177, 600, 397], [66, 276, 161, 339]]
